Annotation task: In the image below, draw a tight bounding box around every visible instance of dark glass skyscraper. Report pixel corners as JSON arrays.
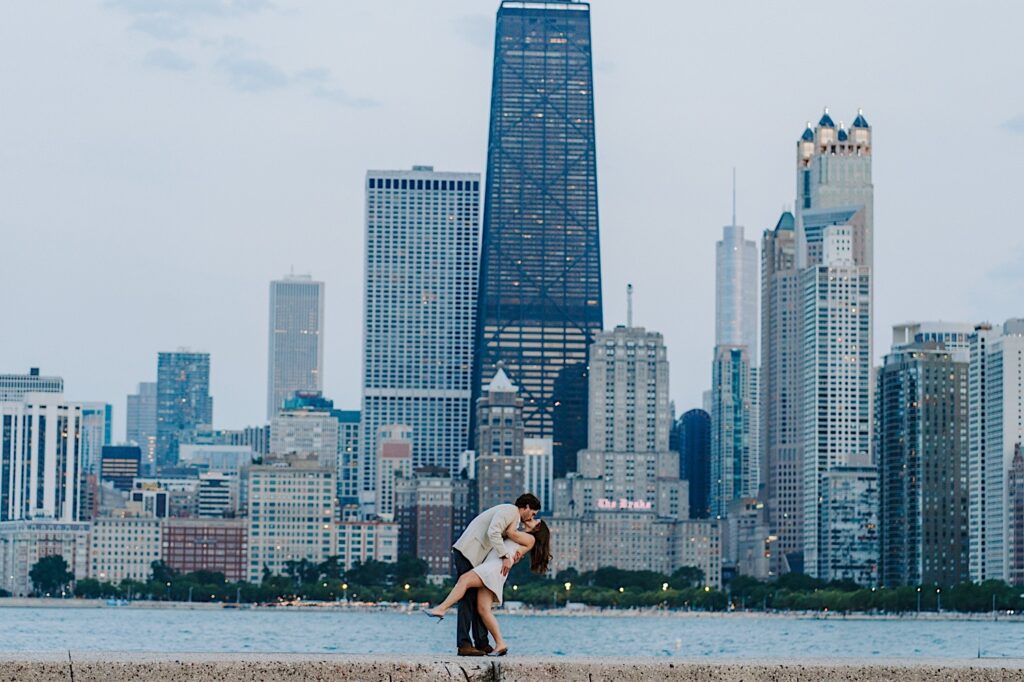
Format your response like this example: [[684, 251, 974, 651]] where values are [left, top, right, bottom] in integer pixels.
[[473, 1, 603, 478], [678, 409, 711, 519]]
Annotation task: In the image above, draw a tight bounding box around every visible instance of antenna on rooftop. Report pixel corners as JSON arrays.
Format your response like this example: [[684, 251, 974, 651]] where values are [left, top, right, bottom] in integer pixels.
[[626, 283, 634, 328]]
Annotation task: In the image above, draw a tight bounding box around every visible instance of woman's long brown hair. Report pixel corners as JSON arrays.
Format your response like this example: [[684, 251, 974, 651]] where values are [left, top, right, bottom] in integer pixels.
[[529, 520, 552, 574]]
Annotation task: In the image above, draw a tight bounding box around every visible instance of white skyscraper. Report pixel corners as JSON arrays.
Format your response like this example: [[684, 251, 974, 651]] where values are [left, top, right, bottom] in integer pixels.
[[711, 213, 759, 519], [0, 393, 83, 522], [969, 319, 1024, 582], [715, 224, 758, 363], [80, 402, 111, 475], [799, 223, 873, 582], [359, 166, 480, 513], [267, 274, 324, 419]]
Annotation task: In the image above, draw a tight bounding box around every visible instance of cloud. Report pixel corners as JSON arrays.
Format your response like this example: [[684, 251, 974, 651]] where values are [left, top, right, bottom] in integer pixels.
[[217, 53, 289, 92], [143, 47, 195, 71], [108, 0, 272, 19], [296, 68, 378, 108], [454, 14, 492, 50], [1002, 114, 1024, 134], [131, 15, 190, 40], [987, 246, 1024, 281]]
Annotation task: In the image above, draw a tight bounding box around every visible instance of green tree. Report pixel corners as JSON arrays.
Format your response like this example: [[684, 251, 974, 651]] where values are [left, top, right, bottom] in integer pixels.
[[29, 555, 74, 596], [150, 560, 176, 584], [670, 565, 705, 588]]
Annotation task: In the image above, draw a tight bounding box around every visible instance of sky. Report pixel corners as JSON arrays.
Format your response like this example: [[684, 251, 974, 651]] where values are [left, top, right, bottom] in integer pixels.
[[2, 1, 1023, 440]]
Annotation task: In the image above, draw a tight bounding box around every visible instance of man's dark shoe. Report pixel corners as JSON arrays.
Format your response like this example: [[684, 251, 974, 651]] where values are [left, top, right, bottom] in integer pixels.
[[477, 643, 494, 655], [457, 644, 485, 657]]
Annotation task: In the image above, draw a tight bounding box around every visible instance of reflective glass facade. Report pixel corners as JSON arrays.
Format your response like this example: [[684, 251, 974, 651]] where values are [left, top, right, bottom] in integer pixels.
[[473, 1, 603, 478]]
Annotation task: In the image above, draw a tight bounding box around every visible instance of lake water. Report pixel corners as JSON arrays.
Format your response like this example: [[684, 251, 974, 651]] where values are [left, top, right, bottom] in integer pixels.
[[1, 607, 1022, 659]]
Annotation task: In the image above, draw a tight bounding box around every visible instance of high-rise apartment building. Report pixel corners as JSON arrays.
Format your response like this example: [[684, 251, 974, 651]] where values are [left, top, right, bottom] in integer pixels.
[[79, 402, 111, 475], [270, 392, 341, 468], [267, 274, 324, 419], [0, 368, 63, 402], [711, 215, 759, 520], [155, 351, 212, 470], [476, 368, 526, 512], [877, 341, 969, 587], [1, 393, 83, 522], [126, 382, 158, 473], [523, 437, 553, 513], [968, 319, 1024, 582], [246, 456, 335, 582], [760, 211, 801, 571], [710, 347, 758, 518], [472, 1, 603, 479], [395, 468, 473, 578], [360, 167, 480, 512], [375, 425, 413, 522], [337, 410, 361, 511], [550, 325, 694, 574], [0, 520, 89, 596], [1008, 444, 1024, 586], [799, 223, 873, 582], [678, 409, 711, 519]]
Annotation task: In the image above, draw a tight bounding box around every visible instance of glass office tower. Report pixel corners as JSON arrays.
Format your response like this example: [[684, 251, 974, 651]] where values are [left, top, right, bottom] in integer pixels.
[[473, 0, 603, 478]]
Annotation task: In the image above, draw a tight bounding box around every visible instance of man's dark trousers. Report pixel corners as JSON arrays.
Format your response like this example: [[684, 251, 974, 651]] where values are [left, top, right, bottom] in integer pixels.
[[452, 549, 489, 649]]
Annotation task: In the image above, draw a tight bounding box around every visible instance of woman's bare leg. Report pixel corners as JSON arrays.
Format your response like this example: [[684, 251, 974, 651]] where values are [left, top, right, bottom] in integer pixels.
[[476, 589, 507, 650], [430, 571, 483, 616]]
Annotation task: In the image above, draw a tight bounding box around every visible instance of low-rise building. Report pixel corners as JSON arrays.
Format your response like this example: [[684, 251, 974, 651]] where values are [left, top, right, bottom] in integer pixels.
[[162, 517, 247, 582], [88, 514, 161, 583], [337, 520, 399, 570], [0, 520, 90, 596]]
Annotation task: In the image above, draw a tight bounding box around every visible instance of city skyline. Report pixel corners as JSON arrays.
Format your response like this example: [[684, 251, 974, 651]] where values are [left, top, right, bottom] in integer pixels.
[[2, 1, 1023, 441]]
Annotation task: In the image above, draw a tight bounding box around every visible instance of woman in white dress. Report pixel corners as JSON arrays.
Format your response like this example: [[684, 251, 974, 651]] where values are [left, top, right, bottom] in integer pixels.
[[423, 519, 551, 656]]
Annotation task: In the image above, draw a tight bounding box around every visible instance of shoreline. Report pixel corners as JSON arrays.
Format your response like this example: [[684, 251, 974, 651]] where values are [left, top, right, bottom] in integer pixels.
[[2, 597, 1022, 622]]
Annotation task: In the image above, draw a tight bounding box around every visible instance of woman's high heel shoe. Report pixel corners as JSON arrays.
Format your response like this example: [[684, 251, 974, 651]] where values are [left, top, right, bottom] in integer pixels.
[[420, 607, 444, 623], [488, 647, 508, 657]]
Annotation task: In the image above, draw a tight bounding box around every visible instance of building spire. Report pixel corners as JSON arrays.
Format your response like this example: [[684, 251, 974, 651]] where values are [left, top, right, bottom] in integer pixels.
[[731, 167, 737, 227], [626, 283, 634, 328]]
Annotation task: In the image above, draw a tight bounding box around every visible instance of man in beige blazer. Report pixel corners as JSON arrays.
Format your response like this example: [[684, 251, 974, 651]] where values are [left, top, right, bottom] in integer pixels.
[[451, 492, 540, 656]]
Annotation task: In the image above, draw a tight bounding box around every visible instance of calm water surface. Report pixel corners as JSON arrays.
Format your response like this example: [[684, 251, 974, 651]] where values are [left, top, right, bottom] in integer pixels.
[[1, 607, 1021, 659]]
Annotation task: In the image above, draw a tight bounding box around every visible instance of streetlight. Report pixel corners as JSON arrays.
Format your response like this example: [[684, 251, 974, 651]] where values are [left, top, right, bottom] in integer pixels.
[[917, 587, 922, 615], [342, 583, 348, 602], [188, 586, 194, 603], [936, 588, 941, 612], [618, 587, 624, 593], [404, 583, 411, 591], [662, 583, 669, 592]]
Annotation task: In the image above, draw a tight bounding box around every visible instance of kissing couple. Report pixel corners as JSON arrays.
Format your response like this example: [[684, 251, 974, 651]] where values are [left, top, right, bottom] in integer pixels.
[[422, 493, 551, 657]]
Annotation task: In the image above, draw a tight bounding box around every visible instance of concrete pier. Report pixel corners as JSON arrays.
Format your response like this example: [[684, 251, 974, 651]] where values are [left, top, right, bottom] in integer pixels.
[[1, 653, 1022, 681]]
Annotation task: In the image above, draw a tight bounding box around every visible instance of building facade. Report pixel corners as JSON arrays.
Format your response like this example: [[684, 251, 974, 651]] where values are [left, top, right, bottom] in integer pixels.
[[246, 456, 336, 582], [270, 392, 341, 468], [155, 351, 212, 470], [760, 211, 800, 572], [476, 368, 526, 511], [799, 223, 873, 582], [716, 224, 758, 363], [100, 445, 142, 493], [79, 402, 112, 475], [0, 520, 89, 596], [677, 409, 711, 519], [267, 274, 325, 419], [1, 393, 83, 522], [523, 437, 553, 514], [360, 167, 480, 512], [336, 520, 399, 570], [877, 342, 969, 587], [375, 425, 413, 522], [88, 515, 162, 584], [968, 319, 1024, 582], [162, 518, 247, 582], [1008, 444, 1024, 586], [395, 468, 473, 579], [710, 346, 758, 518], [472, 0, 603, 480], [0, 368, 63, 402], [126, 382, 157, 474]]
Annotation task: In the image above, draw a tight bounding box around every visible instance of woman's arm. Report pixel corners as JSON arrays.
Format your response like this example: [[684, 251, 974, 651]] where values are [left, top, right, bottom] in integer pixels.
[[506, 527, 536, 550]]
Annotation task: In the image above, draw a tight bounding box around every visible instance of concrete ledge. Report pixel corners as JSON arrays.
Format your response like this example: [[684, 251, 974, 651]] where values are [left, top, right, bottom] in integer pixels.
[[1, 653, 1022, 681]]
